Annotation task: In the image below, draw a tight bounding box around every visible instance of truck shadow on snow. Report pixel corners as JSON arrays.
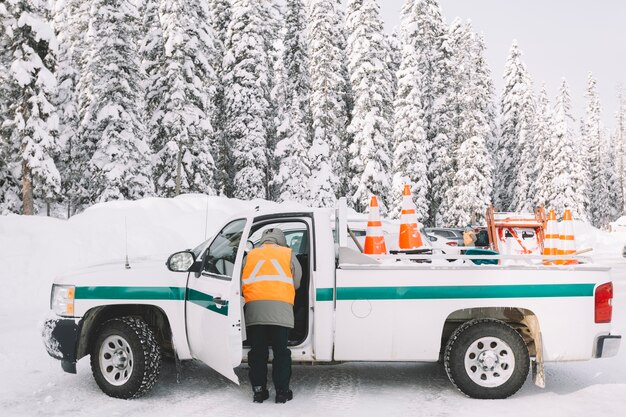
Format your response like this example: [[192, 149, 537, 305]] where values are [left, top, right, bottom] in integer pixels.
[[145, 356, 626, 401], [148, 359, 456, 400]]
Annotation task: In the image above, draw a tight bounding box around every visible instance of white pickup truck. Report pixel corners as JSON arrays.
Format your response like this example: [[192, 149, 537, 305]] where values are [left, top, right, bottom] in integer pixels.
[[43, 199, 621, 400]]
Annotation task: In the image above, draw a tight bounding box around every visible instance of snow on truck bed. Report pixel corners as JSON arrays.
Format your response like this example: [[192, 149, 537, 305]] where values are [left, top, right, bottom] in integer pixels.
[[0, 194, 625, 416]]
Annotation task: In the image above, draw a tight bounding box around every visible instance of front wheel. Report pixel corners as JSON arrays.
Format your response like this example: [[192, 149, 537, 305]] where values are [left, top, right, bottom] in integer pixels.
[[90, 316, 161, 399], [444, 319, 529, 399]]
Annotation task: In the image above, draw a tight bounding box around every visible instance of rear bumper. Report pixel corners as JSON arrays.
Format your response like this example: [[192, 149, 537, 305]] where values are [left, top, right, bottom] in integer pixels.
[[42, 316, 81, 373], [593, 334, 621, 358]]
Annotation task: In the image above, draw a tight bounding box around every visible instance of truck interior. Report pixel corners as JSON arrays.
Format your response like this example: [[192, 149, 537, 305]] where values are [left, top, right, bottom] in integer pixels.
[[243, 218, 312, 347]]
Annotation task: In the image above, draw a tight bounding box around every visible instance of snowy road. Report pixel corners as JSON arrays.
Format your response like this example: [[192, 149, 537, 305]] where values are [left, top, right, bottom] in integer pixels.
[[1, 262, 625, 417]]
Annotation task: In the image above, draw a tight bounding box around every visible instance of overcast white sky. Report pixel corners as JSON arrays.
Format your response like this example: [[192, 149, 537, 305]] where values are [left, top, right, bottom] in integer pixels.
[[376, 0, 625, 131]]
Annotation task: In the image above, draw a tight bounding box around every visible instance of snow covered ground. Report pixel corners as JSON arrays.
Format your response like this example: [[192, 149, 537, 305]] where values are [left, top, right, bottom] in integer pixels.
[[0, 195, 625, 416]]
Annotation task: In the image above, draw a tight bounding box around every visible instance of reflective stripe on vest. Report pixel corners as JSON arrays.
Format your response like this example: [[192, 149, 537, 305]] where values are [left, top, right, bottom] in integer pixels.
[[242, 244, 295, 305]]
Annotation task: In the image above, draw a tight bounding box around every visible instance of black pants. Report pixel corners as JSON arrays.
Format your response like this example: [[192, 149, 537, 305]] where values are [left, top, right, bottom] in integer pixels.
[[247, 325, 291, 391]]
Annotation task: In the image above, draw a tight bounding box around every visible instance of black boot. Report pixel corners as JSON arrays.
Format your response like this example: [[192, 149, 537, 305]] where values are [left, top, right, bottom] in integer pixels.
[[275, 389, 293, 403], [252, 386, 269, 403]]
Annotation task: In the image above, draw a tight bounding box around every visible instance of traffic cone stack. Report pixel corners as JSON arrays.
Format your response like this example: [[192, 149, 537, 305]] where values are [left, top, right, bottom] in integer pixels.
[[543, 210, 558, 265], [557, 209, 578, 265], [398, 185, 423, 250], [364, 196, 387, 255]]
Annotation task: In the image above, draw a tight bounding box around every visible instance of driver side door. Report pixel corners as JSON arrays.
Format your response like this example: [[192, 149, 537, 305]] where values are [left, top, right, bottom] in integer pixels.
[[185, 218, 250, 383]]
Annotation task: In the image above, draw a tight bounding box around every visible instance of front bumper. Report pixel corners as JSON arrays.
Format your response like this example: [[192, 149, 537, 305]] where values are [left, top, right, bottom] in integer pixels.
[[593, 334, 621, 358], [42, 316, 81, 373]]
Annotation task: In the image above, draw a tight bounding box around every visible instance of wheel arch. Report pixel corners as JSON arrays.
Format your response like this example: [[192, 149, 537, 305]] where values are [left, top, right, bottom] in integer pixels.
[[439, 306, 544, 387], [77, 304, 175, 361]]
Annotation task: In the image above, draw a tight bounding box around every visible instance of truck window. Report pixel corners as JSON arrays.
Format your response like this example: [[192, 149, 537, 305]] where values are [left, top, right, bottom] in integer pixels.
[[202, 218, 246, 279], [249, 222, 309, 256]]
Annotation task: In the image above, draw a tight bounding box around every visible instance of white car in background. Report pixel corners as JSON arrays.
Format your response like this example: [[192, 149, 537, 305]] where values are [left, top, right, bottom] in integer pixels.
[[426, 233, 462, 255]]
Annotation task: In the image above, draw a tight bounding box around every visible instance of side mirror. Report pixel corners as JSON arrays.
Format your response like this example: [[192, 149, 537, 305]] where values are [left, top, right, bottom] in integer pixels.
[[245, 240, 255, 252], [166, 251, 196, 272]]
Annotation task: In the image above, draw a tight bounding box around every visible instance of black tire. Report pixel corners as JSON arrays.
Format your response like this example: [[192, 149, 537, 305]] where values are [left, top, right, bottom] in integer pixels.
[[90, 316, 161, 399], [444, 319, 529, 399]]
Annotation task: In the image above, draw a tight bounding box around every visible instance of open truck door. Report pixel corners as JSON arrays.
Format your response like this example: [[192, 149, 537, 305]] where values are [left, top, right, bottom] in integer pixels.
[[185, 218, 250, 383]]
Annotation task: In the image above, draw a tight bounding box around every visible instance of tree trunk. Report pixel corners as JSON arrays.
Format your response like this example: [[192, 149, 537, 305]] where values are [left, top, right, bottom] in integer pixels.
[[21, 154, 34, 215]]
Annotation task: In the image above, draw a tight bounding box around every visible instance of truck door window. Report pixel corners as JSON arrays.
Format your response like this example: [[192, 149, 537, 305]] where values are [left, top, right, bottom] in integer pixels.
[[202, 219, 246, 279]]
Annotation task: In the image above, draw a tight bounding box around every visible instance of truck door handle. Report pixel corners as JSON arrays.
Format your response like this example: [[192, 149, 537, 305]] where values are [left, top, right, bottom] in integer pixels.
[[213, 297, 227, 306]]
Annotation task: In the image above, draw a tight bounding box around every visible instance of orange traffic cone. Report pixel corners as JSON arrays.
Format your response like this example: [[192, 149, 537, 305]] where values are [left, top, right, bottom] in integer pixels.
[[364, 196, 387, 255], [543, 209, 558, 265], [557, 209, 578, 265], [399, 185, 423, 250]]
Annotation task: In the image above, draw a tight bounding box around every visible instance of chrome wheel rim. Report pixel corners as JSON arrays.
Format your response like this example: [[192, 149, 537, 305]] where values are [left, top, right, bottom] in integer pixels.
[[99, 335, 134, 386], [464, 336, 515, 387]]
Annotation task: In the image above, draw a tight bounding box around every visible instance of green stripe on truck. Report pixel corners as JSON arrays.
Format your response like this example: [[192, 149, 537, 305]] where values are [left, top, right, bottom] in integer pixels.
[[335, 283, 595, 300], [316, 288, 334, 302], [186, 288, 229, 316], [74, 286, 228, 316], [75, 286, 185, 300]]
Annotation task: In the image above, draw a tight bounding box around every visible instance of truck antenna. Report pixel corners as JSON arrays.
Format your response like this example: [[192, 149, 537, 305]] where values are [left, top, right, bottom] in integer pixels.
[[124, 216, 131, 269], [204, 195, 210, 239]]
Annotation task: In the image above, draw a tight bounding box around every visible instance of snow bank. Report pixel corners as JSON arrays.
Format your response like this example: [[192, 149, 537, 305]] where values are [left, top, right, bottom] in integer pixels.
[[0, 194, 305, 314]]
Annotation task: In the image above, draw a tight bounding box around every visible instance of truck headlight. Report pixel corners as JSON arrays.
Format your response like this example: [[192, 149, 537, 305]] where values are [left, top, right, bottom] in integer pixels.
[[50, 285, 75, 317]]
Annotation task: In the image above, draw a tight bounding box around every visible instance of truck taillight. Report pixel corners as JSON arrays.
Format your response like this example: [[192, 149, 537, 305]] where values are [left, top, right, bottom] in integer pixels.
[[595, 282, 613, 323]]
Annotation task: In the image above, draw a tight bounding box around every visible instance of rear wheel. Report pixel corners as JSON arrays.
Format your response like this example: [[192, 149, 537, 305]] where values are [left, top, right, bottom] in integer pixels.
[[444, 319, 529, 399], [90, 316, 161, 399]]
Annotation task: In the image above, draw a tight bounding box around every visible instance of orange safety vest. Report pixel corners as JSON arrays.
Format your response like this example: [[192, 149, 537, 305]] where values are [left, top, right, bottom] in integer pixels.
[[242, 243, 295, 305]]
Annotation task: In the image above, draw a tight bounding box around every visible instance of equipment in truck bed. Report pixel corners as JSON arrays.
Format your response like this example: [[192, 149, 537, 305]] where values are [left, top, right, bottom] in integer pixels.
[[486, 206, 547, 254]]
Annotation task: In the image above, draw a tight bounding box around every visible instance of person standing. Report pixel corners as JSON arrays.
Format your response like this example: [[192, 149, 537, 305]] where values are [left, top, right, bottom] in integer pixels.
[[242, 228, 302, 403], [463, 225, 477, 247]]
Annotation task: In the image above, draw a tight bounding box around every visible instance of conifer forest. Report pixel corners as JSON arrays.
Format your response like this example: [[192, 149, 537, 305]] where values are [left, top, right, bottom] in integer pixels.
[[1, 0, 625, 228]]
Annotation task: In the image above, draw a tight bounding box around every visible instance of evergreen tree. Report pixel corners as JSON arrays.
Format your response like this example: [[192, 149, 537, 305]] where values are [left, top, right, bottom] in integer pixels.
[[585, 73, 611, 227], [274, 96, 311, 204], [386, 28, 401, 105], [81, 0, 153, 202], [152, 0, 218, 197], [345, 0, 393, 213], [606, 126, 622, 220], [401, 0, 448, 223], [208, 0, 232, 195], [390, 39, 429, 221], [53, 0, 89, 216], [139, 0, 165, 172], [283, 0, 310, 115], [271, 0, 312, 204], [3, 0, 60, 215], [543, 79, 588, 220], [495, 41, 535, 212], [332, 0, 354, 198], [444, 136, 492, 227], [533, 85, 556, 207], [441, 21, 493, 226], [402, 0, 445, 139], [613, 87, 626, 216], [473, 33, 498, 163], [0, 2, 20, 213], [223, 0, 270, 199], [306, 0, 349, 207]]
